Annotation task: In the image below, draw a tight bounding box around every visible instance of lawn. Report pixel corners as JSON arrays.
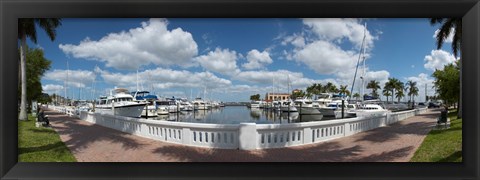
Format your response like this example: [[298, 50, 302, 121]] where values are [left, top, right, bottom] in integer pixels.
[[18, 114, 76, 162], [410, 109, 462, 162]]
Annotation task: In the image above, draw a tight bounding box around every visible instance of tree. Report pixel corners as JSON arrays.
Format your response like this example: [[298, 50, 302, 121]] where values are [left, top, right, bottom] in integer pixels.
[[395, 88, 405, 103], [366, 80, 381, 98], [430, 18, 461, 118], [383, 88, 391, 103], [353, 93, 360, 100], [250, 94, 261, 101], [385, 77, 403, 103], [339, 85, 350, 96], [291, 90, 306, 100], [432, 61, 460, 110], [20, 47, 52, 110], [324, 82, 337, 93], [395, 81, 405, 103], [406, 80, 419, 103], [18, 18, 62, 120]]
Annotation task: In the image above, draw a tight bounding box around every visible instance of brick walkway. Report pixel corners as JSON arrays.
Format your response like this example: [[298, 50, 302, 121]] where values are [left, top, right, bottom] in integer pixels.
[[46, 109, 439, 162]]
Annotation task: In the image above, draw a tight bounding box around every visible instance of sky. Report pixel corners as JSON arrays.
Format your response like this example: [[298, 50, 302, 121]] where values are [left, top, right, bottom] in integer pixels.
[[33, 18, 459, 102]]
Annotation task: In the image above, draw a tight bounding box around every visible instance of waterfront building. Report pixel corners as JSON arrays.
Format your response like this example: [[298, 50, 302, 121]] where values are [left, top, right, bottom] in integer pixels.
[[265, 92, 290, 101]]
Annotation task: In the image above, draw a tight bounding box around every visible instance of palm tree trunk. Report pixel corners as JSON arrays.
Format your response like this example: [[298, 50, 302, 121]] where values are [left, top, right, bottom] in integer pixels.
[[19, 35, 28, 121], [458, 61, 462, 118]]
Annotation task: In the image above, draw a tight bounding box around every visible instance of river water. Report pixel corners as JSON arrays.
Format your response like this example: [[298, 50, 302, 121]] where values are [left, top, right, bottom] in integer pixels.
[[146, 106, 338, 124]]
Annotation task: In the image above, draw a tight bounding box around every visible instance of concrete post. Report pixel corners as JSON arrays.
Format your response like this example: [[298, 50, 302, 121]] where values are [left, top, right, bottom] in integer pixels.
[[303, 127, 312, 144], [182, 128, 191, 145], [238, 123, 257, 150]]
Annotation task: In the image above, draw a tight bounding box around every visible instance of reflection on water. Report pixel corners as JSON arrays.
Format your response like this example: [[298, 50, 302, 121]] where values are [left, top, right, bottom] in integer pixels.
[[147, 106, 335, 124]]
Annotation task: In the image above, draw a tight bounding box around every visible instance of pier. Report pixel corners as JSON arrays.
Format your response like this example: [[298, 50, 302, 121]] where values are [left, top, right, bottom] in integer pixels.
[[45, 107, 438, 162]]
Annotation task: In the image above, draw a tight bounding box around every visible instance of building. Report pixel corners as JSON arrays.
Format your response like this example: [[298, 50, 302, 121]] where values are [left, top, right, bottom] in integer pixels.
[[265, 92, 290, 101]]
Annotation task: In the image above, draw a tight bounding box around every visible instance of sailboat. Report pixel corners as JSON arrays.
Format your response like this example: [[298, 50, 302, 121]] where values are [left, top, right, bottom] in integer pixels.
[[348, 23, 389, 118]]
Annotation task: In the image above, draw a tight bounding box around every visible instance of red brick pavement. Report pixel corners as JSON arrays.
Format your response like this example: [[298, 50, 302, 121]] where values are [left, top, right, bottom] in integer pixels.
[[46, 109, 439, 162]]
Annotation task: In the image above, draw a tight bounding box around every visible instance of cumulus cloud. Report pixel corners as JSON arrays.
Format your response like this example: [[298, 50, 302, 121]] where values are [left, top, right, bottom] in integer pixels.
[[406, 73, 436, 102], [43, 69, 96, 88], [42, 84, 64, 93], [242, 49, 273, 70], [433, 28, 455, 43], [282, 34, 305, 48], [59, 18, 198, 70], [293, 40, 358, 75], [195, 48, 240, 76], [424, 50, 457, 71], [302, 18, 376, 50], [96, 67, 232, 91]]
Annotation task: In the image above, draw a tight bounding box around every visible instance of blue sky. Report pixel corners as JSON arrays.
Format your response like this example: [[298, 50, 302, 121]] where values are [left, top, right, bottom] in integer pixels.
[[34, 18, 458, 102]]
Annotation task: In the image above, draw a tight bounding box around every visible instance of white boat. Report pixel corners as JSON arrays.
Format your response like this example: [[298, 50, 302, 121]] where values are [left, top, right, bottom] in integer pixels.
[[155, 100, 170, 115], [248, 101, 261, 108], [353, 101, 389, 118], [179, 98, 194, 111], [294, 98, 321, 114], [75, 100, 93, 115], [95, 88, 146, 118], [280, 99, 297, 112], [319, 100, 352, 118], [313, 93, 333, 109], [193, 98, 209, 110], [132, 91, 158, 117]]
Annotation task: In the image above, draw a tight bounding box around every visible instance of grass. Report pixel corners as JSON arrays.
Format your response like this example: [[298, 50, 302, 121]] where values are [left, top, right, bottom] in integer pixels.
[[410, 109, 462, 162], [18, 114, 77, 162]]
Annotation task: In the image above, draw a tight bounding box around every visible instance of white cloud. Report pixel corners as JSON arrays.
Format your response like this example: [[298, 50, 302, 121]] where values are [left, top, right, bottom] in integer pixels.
[[235, 70, 325, 92], [424, 50, 457, 71], [406, 73, 435, 102], [96, 67, 232, 91], [42, 84, 64, 93], [242, 49, 273, 70], [282, 34, 305, 48], [433, 28, 455, 43], [59, 18, 198, 70], [195, 48, 240, 76], [302, 18, 376, 50], [293, 40, 358, 75], [43, 69, 96, 88]]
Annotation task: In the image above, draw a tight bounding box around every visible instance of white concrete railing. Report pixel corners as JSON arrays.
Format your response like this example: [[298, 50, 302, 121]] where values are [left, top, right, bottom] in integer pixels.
[[50, 106, 427, 150]]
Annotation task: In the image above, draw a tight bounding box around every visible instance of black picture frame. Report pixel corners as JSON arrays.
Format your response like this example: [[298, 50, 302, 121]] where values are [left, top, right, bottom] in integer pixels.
[[1, 0, 479, 179]]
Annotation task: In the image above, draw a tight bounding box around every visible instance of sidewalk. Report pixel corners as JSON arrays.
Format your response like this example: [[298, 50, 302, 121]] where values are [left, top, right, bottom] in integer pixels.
[[46, 109, 439, 162]]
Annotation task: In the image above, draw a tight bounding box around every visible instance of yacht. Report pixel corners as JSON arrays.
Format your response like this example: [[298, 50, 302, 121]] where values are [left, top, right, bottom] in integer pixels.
[[193, 97, 209, 110], [294, 97, 321, 114], [132, 91, 158, 117], [280, 99, 298, 112], [313, 93, 333, 109], [352, 100, 389, 118], [248, 101, 261, 108], [155, 100, 170, 115], [95, 88, 146, 118], [179, 98, 194, 111]]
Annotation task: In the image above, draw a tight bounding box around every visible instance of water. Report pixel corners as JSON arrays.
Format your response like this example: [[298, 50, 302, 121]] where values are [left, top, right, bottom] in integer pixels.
[[146, 106, 337, 124]]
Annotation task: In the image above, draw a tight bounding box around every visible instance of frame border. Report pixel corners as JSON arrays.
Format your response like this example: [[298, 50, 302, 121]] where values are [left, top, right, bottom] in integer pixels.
[[1, 0, 479, 179]]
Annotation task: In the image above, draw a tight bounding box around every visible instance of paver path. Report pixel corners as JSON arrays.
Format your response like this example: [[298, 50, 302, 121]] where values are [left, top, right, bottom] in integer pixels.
[[46, 109, 439, 162]]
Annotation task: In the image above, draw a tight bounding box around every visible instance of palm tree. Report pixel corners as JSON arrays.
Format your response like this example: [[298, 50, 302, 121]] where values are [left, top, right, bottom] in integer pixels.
[[383, 88, 391, 103], [353, 93, 360, 101], [366, 80, 381, 98], [430, 18, 462, 118], [339, 85, 350, 96], [406, 80, 417, 102], [324, 82, 337, 93], [394, 81, 405, 103], [18, 18, 62, 120], [384, 78, 398, 103], [395, 88, 405, 103]]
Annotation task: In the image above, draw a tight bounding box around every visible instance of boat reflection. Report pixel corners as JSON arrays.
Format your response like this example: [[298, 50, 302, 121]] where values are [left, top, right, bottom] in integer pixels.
[[148, 106, 333, 124]]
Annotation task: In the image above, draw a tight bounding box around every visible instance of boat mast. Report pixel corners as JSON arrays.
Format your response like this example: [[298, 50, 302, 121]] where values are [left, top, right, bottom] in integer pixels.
[[350, 22, 367, 101], [287, 74, 290, 100]]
